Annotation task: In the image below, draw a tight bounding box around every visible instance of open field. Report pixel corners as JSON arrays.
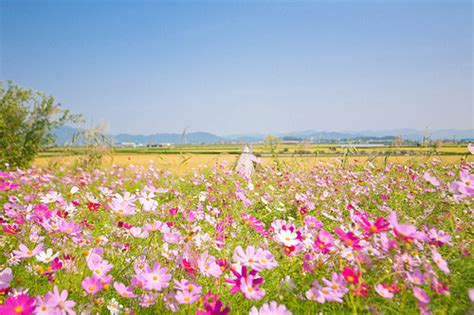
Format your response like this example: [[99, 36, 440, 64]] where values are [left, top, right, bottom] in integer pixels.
[[2, 148, 474, 314], [38, 144, 471, 156], [34, 144, 473, 175]]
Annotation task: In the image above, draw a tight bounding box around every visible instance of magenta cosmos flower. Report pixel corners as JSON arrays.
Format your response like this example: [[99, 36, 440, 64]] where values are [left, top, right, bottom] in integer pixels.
[[334, 227, 362, 250], [0, 294, 36, 315]]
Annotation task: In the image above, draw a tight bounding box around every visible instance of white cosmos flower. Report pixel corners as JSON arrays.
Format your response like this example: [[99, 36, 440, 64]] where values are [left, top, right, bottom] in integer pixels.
[[36, 248, 59, 263], [40, 192, 61, 204], [275, 229, 300, 247]]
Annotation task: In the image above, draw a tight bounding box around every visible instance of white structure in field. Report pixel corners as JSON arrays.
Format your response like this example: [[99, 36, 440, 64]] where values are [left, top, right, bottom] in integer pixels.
[[236, 144, 255, 178]]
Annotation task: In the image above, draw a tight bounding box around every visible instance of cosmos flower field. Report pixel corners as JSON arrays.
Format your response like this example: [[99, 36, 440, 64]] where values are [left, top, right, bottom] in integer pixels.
[[0, 152, 473, 314]]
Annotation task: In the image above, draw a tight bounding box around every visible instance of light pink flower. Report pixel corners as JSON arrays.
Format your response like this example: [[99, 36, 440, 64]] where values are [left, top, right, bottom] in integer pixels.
[[0, 268, 13, 289], [198, 251, 223, 278], [249, 301, 292, 315], [413, 287, 430, 304], [432, 249, 450, 274], [114, 282, 137, 298], [47, 286, 76, 315], [12, 243, 43, 259], [423, 172, 440, 187], [143, 263, 171, 291], [375, 284, 394, 299]]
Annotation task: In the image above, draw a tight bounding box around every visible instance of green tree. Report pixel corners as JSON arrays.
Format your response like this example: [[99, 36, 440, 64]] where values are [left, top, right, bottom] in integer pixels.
[[264, 134, 282, 156], [0, 81, 81, 169]]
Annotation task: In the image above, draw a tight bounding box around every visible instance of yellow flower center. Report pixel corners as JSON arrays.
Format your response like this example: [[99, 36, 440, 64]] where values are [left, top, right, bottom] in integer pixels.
[[15, 306, 23, 313]]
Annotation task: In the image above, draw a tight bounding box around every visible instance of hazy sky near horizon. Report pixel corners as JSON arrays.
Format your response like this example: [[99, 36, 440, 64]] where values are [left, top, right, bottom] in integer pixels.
[[1, 0, 472, 135]]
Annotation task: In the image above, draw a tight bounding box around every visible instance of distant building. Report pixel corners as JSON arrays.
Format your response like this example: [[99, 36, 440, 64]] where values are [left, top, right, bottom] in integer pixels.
[[118, 142, 144, 147]]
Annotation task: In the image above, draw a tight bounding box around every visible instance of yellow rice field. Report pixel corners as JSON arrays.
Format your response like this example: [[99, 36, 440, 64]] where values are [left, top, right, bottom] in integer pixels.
[[34, 153, 472, 175]]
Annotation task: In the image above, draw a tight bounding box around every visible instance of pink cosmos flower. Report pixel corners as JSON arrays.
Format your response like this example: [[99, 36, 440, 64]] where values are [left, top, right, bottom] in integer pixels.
[[375, 284, 394, 299], [129, 227, 150, 238], [456, 170, 474, 196], [0, 267, 13, 289], [249, 301, 292, 315], [305, 281, 342, 303], [335, 227, 362, 250], [431, 278, 449, 296], [240, 275, 265, 300], [175, 289, 201, 304], [46, 286, 76, 315], [12, 243, 43, 259], [198, 251, 223, 278], [143, 262, 171, 291], [33, 204, 52, 220], [431, 249, 450, 274], [131, 274, 148, 289], [321, 272, 348, 295], [469, 288, 474, 302], [0, 181, 18, 191], [114, 282, 138, 298], [35, 296, 57, 315], [313, 229, 334, 254], [87, 254, 113, 278], [407, 269, 427, 285], [0, 293, 36, 315], [427, 228, 452, 246], [341, 267, 359, 285], [359, 216, 389, 234], [304, 216, 323, 230], [109, 199, 136, 216], [82, 276, 102, 294], [388, 212, 426, 242], [174, 279, 202, 304], [423, 172, 440, 187], [58, 220, 81, 235], [232, 246, 276, 271], [196, 291, 230, 315], [413, 287, 430, 304], [226, 266, 263, 297], [242, 213, 267, 235]]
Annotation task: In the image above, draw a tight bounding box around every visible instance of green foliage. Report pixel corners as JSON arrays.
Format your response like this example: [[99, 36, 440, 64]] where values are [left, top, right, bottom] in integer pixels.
[[264, 135, 281, 155], [0, 81, 81, 169]]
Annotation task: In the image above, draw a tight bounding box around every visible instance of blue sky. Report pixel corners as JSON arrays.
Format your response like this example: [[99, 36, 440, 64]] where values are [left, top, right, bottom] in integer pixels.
[[1, 0, 472, 135]]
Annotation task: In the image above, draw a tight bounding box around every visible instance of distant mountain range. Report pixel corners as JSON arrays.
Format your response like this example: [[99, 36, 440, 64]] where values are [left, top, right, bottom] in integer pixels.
[[53, 126, 474, 145]]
